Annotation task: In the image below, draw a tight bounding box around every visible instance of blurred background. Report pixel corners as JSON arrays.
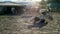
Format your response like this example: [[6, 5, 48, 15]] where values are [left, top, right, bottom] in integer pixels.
[[0, 0, 59, 34]]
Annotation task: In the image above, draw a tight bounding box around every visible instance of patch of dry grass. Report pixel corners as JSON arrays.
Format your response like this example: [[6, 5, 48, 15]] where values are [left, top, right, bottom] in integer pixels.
[[0, 12, 59, 34]]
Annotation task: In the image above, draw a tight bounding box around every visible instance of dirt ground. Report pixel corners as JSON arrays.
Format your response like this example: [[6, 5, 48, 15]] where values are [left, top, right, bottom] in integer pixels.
[[0, 12, 59, 34]]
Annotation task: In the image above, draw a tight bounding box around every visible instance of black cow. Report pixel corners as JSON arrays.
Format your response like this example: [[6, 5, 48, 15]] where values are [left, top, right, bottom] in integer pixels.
[[28, 17, 48, 29]]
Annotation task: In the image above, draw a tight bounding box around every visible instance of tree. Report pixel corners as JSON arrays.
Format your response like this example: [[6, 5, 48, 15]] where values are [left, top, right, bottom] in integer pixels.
[[47, 0, 60, 12], [47, 0, 60, 3]]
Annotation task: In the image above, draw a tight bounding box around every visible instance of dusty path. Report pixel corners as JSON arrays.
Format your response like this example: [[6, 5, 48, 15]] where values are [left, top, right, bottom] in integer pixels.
[[0, 12, 59, 34]]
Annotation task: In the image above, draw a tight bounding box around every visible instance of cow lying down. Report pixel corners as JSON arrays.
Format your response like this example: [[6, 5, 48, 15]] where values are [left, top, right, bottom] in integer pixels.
[[28, 17, 48, 29]]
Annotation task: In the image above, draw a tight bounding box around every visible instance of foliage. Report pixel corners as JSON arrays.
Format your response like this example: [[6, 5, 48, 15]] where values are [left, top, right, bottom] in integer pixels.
[[47, 0, 60, 3]]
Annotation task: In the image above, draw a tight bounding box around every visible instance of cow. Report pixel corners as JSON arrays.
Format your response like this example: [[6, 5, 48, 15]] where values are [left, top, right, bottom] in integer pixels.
[[28, 16, 48, 29]]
